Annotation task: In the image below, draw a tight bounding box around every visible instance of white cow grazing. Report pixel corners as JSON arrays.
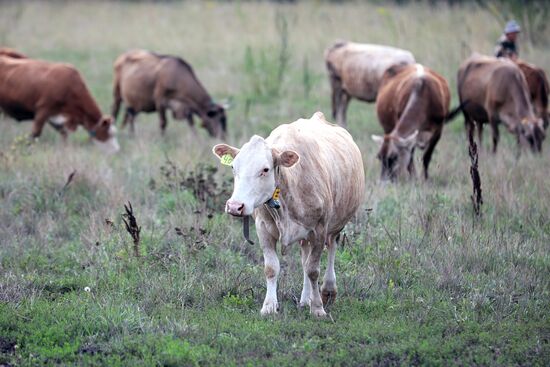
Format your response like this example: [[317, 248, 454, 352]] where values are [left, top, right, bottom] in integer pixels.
[[213, 112, 365, 317], [325, 41, 416, 126]]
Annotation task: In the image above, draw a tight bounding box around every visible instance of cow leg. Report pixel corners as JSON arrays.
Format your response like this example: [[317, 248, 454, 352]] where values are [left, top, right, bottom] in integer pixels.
[[158, 106, 168, 135], [422, 131, 442, 180], [48, 120, 68, 142], [30, 111, 50, 139], [321, 234, 338, 306], [464, 112, 475, 143], [331, 87, 339, 121], [336, 92, 350, 127], [489, 118, 499, 153], [476, 120, 484, 149], [122, 108, 137, 135], [299, 240, 312, 308], [407, 147, 417, 178], [306, 233, 327, 317], [186, 114, 199, 137], [330, 80, 342, 121], [258, 224, 280, 315], [111, 88, 122, 122]]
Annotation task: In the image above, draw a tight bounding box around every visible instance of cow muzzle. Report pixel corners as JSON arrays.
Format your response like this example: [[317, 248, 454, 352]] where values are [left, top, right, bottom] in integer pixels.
[[226, 199, 245, 217]]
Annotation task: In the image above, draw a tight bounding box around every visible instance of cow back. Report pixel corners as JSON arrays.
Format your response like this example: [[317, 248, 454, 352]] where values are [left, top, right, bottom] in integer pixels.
[[265, 113, 365, 233]]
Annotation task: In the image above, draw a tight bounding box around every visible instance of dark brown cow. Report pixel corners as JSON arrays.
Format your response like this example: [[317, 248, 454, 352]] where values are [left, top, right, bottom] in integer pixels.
[[0, 53, 119, 153], [517, 60, 549, 130], [458, 54, 544, 154], [111, 50, 226, 138], [372, 64, 457, 181]]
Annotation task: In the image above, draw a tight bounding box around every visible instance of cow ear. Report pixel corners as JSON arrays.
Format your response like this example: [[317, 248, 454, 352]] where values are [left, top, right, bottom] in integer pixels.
[[212, 144, 239, 159], [371, 135, 384, 145], [274, 150, 299, 168]]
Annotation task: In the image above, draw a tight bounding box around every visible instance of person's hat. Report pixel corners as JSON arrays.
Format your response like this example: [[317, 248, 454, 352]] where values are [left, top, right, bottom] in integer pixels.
[[504, 20, 521, 34]]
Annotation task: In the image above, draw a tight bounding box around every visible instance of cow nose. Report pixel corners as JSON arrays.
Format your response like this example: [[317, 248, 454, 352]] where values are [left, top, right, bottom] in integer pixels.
[[226, 200, 245, 216]]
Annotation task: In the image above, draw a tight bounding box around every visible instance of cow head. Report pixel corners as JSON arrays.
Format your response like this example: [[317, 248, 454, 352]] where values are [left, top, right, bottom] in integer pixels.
[[372, 131, 418, 182], [91, 116, 120, 154], [213, 135, 299, 217], [518, 117, 545, 153], [201, 104, 227, 139]]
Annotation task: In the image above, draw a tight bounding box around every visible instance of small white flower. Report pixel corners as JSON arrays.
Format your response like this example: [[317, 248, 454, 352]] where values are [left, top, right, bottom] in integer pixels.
[[448, 236, 452, 242], [84, 287, 91, 292], [393, 246, 398, 251]]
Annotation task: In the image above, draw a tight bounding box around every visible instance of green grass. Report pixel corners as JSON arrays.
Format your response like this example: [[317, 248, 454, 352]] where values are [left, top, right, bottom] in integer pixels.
[[1, 1, 549, 366]]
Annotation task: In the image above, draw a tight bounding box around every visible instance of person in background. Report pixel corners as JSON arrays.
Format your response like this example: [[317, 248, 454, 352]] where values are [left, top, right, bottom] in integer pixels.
[[495, 20, 521, 60]]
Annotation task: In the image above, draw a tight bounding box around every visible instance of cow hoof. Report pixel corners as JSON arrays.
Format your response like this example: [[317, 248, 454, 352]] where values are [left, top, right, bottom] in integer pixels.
[[299, 300, 310, 309], [260, 301, 278, 315], [311, 307, 327, 318], [321, 288, 337, 305]]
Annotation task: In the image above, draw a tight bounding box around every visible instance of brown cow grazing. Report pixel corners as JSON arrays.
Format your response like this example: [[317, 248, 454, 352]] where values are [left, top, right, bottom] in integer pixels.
[[325, 41, 415, 126], [111, 50, 226, 138], [213, 112, 365, 317], [517, 60, 549, 130], [458, 54, 544, 154], [0, 54, 119, 153], [372, 64, 459, 181]]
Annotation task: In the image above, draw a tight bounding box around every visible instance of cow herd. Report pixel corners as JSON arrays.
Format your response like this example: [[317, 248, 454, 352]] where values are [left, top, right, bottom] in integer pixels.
[[0, 40, 548, 317]]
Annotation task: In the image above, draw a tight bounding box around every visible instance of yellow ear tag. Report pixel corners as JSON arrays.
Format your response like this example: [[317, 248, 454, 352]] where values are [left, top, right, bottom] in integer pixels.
[[220, 154, 234, 166], [272, 188, 281, 200]]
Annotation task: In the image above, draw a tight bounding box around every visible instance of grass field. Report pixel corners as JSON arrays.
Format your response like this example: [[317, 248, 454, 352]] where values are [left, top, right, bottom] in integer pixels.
[[1, 1, 549, 366]]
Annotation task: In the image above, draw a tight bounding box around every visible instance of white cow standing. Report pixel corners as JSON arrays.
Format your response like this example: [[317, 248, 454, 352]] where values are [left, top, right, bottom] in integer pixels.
[[213, 112, 365, 317], [325, 41, 416, 126]]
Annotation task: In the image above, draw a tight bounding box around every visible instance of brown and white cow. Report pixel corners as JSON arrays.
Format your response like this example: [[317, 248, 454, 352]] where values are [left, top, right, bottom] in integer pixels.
[[325, 41, 415, 126], [372, 64, 458, 181], [0, 53, 119, 153], [213, 112, 365, 317], [458, 54, 545, 153], [112, 50, 226, 138], [516, 60, 549, 130]]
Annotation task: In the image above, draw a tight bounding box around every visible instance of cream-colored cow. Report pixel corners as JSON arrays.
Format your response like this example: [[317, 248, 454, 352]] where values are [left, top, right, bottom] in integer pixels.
[[325, 41, 415, 126], [213, 112, 365, 317]]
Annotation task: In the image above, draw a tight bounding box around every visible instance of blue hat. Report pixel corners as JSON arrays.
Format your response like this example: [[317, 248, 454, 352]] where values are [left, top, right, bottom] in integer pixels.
[[504, 20, 521, 34]]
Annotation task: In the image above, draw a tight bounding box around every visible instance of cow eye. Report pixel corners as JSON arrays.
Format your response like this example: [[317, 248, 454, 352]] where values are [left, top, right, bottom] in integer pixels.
[[263, 168, 269, 173]]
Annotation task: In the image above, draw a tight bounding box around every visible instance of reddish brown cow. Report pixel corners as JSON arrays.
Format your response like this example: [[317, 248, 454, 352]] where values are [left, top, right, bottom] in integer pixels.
[[372, 64, 458, 181], [0, 53, 119, 153], [517, 60, 549, 130], [458, 54, 544, 154]]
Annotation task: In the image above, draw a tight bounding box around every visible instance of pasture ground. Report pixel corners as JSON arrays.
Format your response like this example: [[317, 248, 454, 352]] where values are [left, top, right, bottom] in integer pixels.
[[0, 1, 549, 366]]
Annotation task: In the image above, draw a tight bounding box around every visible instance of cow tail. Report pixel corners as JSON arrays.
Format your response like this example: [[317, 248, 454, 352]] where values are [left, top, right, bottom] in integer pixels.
[[445, 100, 469, 124]]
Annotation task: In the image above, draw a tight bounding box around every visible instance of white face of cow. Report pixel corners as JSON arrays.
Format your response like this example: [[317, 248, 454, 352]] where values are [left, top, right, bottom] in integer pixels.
[[213, 135, 299, 217], [93, 124, 120, 155]]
